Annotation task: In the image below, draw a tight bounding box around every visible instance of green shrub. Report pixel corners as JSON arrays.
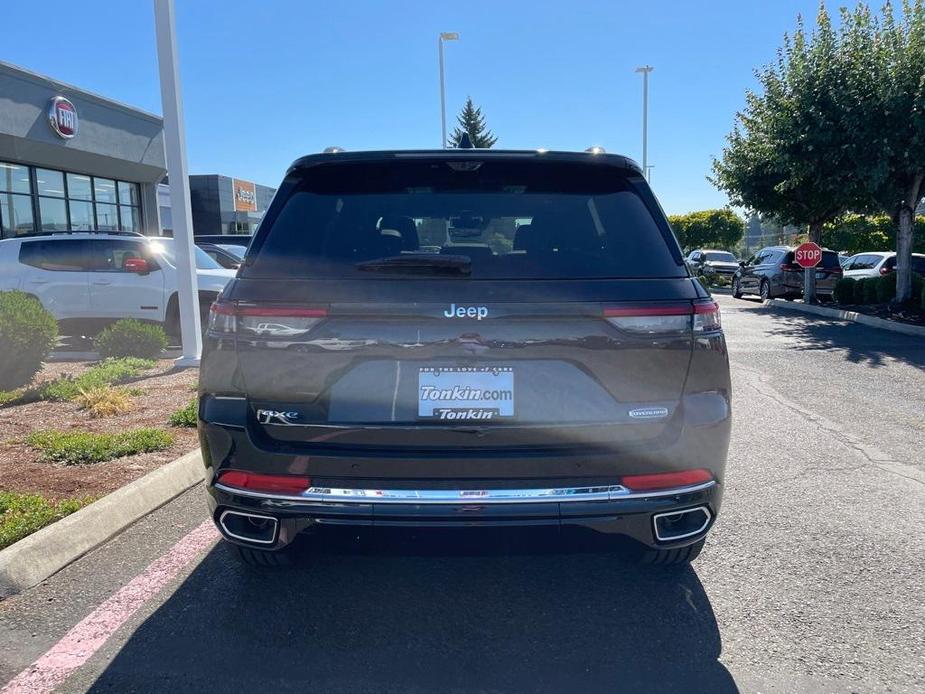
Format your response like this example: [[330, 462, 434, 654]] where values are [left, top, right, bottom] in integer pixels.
[[169, 398, 198, 427], [26, 428, 174, 465], [876, 273, 897, 304], [853, 277, 867, 304], [863, 277, 880, 304], [833, 277, 856, 304], [38, 357, 155, 402], [0, 491, 92, 550], [0, 291, 58, 391], [95, 319, 167, 360]]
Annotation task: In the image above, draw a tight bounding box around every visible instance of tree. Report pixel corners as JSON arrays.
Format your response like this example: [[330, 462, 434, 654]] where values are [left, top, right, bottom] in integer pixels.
[[449, 97, 498, 148], [668, 209, 745, 253], [711, 4, 872, 302], [841, 1, 925, 303]]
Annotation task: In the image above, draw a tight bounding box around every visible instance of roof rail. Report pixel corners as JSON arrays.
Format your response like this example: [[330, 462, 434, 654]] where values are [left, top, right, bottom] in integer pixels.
[[13, 230, 146, 239]]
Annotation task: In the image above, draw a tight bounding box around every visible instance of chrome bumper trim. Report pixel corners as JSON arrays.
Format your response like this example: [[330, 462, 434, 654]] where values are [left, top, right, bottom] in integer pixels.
[[213, 480, 716, 505]]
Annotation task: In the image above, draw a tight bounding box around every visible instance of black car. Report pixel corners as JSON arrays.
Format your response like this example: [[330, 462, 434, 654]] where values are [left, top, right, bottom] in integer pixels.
[[196, 241, 247, 269], [199, 149, 731, 567], [732, 245, 843, 300]]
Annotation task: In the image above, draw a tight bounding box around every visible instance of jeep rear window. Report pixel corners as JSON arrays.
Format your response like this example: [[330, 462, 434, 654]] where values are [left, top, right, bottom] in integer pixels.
[[243, 159, 686, 280]]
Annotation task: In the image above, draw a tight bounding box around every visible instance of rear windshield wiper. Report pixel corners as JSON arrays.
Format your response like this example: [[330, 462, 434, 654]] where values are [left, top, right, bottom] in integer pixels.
[[355, 253, 472, 276]]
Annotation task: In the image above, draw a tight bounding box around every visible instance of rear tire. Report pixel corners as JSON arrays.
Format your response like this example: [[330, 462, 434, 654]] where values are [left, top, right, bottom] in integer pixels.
[[639, 538, 705, 566], [759, 279, 771, 302], [228, 541, 295, 568], [731, 277, 743, 299]]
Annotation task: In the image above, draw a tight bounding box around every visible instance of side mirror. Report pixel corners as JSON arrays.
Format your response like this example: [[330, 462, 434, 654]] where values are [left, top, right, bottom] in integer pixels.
[[738, 260, 746, 267], [123, 257, 150, 274]]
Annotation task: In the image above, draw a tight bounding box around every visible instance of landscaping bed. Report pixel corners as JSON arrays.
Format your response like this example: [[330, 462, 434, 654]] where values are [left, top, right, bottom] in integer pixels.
[[0, 358, 198, 549]]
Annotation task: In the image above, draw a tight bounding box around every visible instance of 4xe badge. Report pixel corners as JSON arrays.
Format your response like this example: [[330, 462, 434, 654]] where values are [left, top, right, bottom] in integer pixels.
[[48, 96, 78, 139], [256, 409, 301, 425]]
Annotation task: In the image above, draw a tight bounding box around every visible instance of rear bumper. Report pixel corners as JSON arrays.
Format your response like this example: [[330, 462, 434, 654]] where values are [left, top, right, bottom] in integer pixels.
[[206, 478, 722, 551]]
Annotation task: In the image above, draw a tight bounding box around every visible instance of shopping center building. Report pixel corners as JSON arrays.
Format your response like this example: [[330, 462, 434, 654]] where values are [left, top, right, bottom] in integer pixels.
[[0, 61, 166, 238]]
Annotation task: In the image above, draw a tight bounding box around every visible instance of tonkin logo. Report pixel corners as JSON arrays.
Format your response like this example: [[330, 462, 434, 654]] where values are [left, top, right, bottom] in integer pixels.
[[47, 96, 78, 139]]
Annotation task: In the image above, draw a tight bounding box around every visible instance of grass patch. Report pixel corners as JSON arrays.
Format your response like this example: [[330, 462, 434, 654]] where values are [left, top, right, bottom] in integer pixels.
[[0, 389, 23, 406], [75, 386, 134, 418], [168, 398, 198, 427], [0, 491, 93, 550], [37, 357, 156, 402], [26, 428, 174, 465]]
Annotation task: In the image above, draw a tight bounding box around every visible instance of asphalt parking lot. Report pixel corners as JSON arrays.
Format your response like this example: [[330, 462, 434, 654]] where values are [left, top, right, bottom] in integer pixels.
[[1, 294, 923, 693]]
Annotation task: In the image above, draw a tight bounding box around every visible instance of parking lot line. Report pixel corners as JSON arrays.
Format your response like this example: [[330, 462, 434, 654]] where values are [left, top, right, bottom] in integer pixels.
[[1, 520, 218, 694]]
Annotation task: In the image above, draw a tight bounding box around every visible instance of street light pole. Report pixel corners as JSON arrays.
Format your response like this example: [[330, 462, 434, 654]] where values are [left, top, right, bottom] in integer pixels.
[[439, 32, 459, 148], [635, 65, 654, 176], [154, 0, 201, 367]]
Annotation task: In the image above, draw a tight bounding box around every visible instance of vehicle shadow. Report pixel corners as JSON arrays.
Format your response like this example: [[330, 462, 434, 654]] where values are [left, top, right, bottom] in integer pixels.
[[756, 303, 925, 370], [87, 531, 738, 693]]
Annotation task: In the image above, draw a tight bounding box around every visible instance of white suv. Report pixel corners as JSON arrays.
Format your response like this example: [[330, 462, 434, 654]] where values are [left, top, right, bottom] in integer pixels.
[[842, 251, 925, 279], [0, 232, 235, 336]]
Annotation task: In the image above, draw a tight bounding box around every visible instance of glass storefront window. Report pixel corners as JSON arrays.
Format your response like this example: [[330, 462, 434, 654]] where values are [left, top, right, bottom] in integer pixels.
[[118, 181, 139, 206], [1, 192, 35, 236], [119, 205, 140, 232], [95, 202, 119, 230], [39, 197, 68, 231], [0, 163, 32, 194], [94, 178, 117, 204], [35, 169, 66, 197], [69, 200, 94, 230], [0, 166, 144, 235], [67, 173, 93, 201]]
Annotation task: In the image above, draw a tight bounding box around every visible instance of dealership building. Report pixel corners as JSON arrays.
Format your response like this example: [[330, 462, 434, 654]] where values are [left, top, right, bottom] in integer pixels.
[[158, 175, 275, 237], [1, 60, 273, 240], [0, 61, 166, 238]]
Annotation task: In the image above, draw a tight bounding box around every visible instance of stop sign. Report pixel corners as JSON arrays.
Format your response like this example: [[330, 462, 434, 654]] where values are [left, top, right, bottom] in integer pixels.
[[794, 242, 823, 269]]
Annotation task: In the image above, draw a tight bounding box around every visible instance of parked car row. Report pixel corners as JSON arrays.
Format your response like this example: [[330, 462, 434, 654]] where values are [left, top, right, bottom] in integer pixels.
[[840, 251, 925, 279], [0, 231, 238, 337], [685, 249, 740, 276]]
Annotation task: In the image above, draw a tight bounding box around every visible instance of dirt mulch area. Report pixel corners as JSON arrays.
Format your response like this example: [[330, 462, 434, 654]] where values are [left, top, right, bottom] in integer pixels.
[[0, 360, 198, 502], [837, 302, 925, 326]]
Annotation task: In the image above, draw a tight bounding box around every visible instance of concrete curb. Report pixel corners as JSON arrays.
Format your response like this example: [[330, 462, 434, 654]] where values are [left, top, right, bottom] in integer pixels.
[[767, 299, 925, 337], [0, 449, 204, 599]]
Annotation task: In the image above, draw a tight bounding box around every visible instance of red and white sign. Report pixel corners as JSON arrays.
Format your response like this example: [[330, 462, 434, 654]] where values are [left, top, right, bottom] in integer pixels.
[[47, 96, 78, 139], [794, 241, 822, 269]]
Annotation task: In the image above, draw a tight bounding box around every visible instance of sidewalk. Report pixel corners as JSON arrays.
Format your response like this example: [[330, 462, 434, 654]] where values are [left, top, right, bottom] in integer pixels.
[[766, 299, 925, 337]]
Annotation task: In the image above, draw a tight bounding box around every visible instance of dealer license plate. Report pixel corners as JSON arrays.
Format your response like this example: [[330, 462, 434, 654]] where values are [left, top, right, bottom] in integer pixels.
[[418, 367, 514, 421]]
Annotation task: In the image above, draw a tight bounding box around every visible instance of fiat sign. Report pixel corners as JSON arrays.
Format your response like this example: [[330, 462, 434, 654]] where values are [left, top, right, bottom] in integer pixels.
[[47, 96, 78, 139], [794, 241, 823, 268]]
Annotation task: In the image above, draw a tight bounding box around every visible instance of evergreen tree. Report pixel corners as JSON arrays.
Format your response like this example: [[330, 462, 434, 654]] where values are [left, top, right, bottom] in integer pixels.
[[449, 97, 498, 148]]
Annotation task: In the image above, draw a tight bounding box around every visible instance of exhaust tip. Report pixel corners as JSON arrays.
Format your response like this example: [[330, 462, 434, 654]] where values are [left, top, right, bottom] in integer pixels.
[[653, 506, 712, 542], [218, 510, 279, 545]]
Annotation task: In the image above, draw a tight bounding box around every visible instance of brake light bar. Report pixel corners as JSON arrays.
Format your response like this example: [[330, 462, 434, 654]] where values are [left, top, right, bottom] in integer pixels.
[[218, 470, 312, 494], [236, 306, 328, 317], [208, 301, 329, 335], [621, 468, 713, 491], [603, 301, 721, 334]]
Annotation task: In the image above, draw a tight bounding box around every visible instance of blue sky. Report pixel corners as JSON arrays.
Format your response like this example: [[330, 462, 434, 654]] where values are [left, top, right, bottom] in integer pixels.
[[4, 0, 831, 214]]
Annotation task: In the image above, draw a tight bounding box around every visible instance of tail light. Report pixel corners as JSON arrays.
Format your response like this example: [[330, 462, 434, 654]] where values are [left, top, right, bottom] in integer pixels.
[[218, 470, 312, 494], [208, 302, 328, 336], [621, 468, 713, 491], [779, 262, 801, 271], [604, 300, 721, 334]]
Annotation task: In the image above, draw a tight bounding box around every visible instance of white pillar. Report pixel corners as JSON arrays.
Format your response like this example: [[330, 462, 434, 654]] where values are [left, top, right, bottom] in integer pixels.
[[154, 0, 201, 367]]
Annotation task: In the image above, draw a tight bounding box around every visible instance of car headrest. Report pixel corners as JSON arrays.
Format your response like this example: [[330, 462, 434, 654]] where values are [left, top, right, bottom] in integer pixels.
[[379, 215, 420, 251], [513, 224, 532, 251]]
